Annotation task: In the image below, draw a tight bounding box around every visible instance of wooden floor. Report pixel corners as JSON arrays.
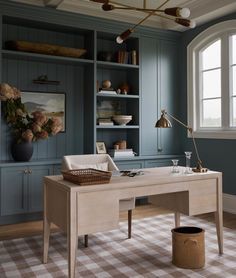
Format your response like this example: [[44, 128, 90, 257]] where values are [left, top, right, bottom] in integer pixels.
[[0, 204, 235, 240]]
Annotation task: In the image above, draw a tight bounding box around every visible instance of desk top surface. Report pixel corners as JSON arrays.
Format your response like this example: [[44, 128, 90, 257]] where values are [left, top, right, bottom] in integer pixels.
[[44, 166, 222, 193]]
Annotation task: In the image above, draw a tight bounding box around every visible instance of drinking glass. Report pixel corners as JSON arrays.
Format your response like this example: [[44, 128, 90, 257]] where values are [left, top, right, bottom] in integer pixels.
[[172, 159, 179, 173], [184, 151, 192, 174]]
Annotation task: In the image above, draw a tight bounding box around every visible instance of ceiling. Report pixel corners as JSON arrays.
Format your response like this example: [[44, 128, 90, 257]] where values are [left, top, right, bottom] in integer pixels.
[[9, 0, 236, 31]]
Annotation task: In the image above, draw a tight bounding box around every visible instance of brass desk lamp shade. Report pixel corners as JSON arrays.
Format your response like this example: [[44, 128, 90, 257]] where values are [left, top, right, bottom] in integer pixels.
[[155, 110, 207, 173]]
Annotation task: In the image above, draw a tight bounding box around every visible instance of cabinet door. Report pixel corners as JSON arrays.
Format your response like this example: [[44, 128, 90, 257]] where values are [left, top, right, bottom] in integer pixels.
[[140, 36, 159, 155], [144, 159, 171, 168], [159, 40, 181, 154], [115, 160, 144, 170], [28, 165, 53, 212], [1, 167, 28, 216]]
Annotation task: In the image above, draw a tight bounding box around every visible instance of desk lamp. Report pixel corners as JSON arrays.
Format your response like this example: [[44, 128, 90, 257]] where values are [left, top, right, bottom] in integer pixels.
[[155, 109, 207, 173]]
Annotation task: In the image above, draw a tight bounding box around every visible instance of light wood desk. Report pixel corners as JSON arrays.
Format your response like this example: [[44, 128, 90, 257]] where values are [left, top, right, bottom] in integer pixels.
[[43, 167, 223, 278]]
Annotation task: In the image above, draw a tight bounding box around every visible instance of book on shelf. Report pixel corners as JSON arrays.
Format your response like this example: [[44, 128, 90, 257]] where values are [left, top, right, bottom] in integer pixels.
[[117, 50, 138, 65], [98, 89, 117, 95], [131, 50, 137, 65], [109, 148, 135, 157], [98, 118, 114, 126]]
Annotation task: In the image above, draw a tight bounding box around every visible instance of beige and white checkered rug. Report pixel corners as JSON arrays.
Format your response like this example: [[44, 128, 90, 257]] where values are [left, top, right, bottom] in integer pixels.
[[0, 214, 236, 278]]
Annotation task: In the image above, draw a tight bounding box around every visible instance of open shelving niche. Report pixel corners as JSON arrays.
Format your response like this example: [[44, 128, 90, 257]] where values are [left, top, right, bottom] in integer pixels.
[[0, 15, 95, 161], [95, 31, 140, 156], [0, 16, 141, 161]]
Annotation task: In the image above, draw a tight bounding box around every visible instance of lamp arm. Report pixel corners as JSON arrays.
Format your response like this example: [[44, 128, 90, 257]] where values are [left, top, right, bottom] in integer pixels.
[[164, 110, 189, 130], [164, 110, 202, 167]]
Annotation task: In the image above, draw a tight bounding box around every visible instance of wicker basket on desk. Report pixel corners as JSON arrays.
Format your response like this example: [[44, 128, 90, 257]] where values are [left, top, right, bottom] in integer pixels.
[[61, 168, 112, 185]]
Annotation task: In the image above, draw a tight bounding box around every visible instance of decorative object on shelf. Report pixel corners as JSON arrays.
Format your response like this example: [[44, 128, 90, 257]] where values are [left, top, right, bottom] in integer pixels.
[[102, 80, 112, 89], [97, 51, 113, 62], [96, 141, 107, 154], [11, 141, 34, 162], [21, 91, 66, 132], [112, 115, 132, 125], [97, 100, 121, 118], [98, 80, 117, 94], [115, 140, 127, 149], [0, 83, 63, 161], [5, 40, 87, 58], [90, 0, 196, 43], [119, 82, 130, 94], [33, 75, 60, 85], [155, 109, 207, 172]]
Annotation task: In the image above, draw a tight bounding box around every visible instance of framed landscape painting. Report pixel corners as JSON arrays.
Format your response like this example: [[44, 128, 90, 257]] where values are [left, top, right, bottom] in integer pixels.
[[21, 91, 66, 132]]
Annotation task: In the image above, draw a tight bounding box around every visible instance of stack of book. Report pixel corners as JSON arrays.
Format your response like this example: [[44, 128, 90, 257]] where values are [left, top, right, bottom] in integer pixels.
[[97, 118, 114, 126], [117, 50, 137, 65], [98, 88, 117, 95], [109, 148, 135, 158]]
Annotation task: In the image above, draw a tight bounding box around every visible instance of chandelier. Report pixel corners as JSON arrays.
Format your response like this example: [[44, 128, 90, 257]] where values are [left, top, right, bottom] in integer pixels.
[[90, 0, 196, 43]]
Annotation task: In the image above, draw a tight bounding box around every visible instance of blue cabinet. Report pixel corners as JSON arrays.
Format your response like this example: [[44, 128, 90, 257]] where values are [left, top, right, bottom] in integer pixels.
[[1, 167, 28, 216], [0, 165, 53, 217], [115, 160, 144, 170], [140, 36, 181, 156]]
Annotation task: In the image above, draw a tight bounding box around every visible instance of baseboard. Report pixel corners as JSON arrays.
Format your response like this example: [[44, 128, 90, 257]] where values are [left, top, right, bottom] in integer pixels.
[[223, 193, 236, 214]]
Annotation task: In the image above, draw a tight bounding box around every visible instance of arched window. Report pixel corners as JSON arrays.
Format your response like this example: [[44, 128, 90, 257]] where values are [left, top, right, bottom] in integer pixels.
[[188, 20, 236, 139]]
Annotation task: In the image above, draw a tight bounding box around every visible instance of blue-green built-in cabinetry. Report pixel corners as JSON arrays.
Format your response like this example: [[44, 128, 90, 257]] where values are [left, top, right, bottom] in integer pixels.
[[0, 0, 183, 224]]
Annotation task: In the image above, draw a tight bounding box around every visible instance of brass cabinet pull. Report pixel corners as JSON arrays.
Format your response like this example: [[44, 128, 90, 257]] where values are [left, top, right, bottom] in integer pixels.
[[28, 169, 32, 174], [23, 169, 28, 174]]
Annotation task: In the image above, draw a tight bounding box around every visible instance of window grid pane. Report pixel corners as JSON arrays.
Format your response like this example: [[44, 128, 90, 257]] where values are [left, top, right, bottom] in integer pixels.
[[201, 40, 221, 70], [232, 96, 236, 126], [232, 34, 236, 65], [201, 98, 221, 127], [202, 69, 221, 99]]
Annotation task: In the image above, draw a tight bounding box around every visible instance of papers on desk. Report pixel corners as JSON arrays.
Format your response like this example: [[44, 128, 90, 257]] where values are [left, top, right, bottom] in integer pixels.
[[112, 170, 144, 177]]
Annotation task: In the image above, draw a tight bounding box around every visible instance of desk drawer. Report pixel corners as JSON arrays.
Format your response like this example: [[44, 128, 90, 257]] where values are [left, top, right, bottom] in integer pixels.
[[77, 191, 119, 235], [149, 179, 217, 216]]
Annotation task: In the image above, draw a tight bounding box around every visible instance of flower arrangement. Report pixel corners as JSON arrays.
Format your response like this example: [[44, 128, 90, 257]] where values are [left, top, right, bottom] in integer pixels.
[[0, 83, 63, 144]]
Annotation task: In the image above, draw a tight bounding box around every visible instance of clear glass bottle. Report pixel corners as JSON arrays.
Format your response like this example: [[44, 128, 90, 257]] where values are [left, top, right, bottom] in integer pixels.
[[184, 151, 192, 174], [172, 159, 179, 173]]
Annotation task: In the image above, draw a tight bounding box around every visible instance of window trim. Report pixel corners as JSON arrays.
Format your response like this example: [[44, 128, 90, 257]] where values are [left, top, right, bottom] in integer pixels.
[[187, 20, 236, 139]]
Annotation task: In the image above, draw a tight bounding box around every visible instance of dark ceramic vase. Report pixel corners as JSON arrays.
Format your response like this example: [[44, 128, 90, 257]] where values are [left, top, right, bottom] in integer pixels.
[[11, 141, 34, 162]]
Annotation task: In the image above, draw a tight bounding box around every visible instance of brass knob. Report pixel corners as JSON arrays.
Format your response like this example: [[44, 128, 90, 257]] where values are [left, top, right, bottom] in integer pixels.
[[28, 169, 32, 174], [158, 148, 163, 152], [23, 169, 28, 174]]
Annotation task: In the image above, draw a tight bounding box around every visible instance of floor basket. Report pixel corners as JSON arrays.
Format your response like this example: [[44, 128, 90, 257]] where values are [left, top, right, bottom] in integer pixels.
[[172, 226, 205, 269]]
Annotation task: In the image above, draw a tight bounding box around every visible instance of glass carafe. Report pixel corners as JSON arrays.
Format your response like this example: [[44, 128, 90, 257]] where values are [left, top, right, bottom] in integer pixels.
[[184, 151, 192, 174], [172, 159, 179, 173]]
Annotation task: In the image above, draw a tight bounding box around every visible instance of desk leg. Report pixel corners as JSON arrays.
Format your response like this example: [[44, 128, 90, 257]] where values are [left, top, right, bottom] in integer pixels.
[[43, 215, 51, 263], [68, 192, 78, 278], [43, 183, 51, 264], [215, 211, 223, 254], [174, 212, 180, 227], [215, 176, 223, 254]]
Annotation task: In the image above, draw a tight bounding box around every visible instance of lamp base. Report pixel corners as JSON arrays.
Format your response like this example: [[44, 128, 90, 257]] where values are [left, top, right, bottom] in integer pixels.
[[192, 167, 208, 173]]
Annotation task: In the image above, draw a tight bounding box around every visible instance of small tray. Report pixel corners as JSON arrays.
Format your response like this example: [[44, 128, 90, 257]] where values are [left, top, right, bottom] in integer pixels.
[[61, 168, 112, 185]]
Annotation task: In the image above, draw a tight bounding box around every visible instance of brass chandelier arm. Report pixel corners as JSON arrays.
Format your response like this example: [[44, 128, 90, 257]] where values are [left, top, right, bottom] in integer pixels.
[[129, 0, 170, 31], [91, 0, 196, 43]]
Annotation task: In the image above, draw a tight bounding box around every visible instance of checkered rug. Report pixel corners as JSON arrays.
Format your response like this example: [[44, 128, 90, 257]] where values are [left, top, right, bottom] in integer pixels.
[[0, 214, 236, 278]]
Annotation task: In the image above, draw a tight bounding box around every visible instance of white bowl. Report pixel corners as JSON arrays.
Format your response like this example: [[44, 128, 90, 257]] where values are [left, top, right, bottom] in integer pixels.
[[112, 115, 132, 125]]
